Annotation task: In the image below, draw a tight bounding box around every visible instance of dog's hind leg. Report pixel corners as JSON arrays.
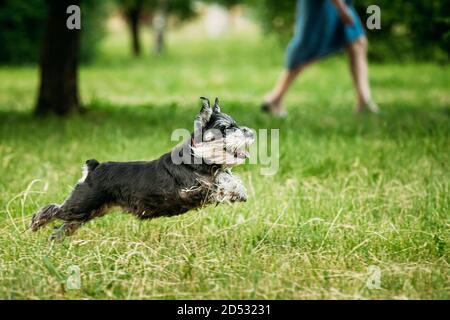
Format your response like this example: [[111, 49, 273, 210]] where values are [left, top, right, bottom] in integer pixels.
[[50, 221, 83, 240], [31, 159, 105, 237], [32, 183, 107, 239], [50, 183, 107, 238]]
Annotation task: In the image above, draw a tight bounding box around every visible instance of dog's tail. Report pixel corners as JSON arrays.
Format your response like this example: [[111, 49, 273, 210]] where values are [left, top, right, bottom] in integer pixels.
[[77, 159, 100, 184], [30, 204, 60, 232], [86, 159, 100, 172]]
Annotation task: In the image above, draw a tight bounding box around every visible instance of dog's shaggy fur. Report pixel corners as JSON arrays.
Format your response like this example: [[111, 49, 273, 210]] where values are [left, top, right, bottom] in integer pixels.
[[30, 97, 254, 239]]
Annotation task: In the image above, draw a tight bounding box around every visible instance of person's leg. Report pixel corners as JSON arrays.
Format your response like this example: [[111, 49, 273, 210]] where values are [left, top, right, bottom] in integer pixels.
[[264, 62, 311, 114], [346, 37, 378, 112]]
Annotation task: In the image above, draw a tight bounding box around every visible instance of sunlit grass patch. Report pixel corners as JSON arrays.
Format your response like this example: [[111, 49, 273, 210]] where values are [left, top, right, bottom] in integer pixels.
[[0, 30, 449, 299]]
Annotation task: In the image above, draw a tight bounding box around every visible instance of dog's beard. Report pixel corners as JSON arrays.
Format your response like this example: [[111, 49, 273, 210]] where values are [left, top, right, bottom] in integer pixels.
[[191, 131, 253, 166]]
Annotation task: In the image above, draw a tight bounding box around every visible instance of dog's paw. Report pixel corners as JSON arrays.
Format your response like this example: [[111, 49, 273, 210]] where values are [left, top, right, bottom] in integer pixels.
[[212, 171, 248, 204], [227, 191, 247, 203], [50, 221, 81, 241], [50, 225, 64, 241], [30, 204, 59, 232]]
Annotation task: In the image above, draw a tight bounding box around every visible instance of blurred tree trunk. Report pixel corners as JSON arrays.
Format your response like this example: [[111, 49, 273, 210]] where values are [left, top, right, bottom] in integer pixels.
[[153, 12, 166, 55], [126, 7, 142, 56], [35, 0, 81, 116]]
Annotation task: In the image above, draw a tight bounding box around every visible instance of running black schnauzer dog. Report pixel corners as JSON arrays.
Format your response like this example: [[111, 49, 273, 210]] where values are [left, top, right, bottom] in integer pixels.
[[30, 97, 255, 239]]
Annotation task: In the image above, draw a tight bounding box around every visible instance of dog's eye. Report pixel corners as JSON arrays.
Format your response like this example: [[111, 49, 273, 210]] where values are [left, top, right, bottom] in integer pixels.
[[225, 126, 236, 131], [203, 131, 216, 141]]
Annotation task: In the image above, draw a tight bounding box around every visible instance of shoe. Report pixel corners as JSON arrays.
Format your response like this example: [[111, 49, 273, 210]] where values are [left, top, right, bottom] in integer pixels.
[[261, 101, 288, 118], [356, 100, 380, 114], [366, 100, 380, 114]]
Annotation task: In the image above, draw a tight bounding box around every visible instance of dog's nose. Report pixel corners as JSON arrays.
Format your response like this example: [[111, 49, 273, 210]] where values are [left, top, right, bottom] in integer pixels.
[[242, 127, 254, 139]]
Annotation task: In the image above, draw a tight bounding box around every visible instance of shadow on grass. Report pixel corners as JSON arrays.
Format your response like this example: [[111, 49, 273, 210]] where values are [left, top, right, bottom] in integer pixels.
[[0, 100, 448, 144]]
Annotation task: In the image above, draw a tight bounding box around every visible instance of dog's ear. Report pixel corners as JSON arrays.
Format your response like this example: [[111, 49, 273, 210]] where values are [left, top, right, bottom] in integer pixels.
[[213, 97, 220, 113], [193, 97, 213, 144], [197, 97, 212, 125]]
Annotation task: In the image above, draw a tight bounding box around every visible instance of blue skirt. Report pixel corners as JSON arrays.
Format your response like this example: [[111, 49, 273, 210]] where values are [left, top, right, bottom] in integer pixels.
[[286, 0, 365, 70]]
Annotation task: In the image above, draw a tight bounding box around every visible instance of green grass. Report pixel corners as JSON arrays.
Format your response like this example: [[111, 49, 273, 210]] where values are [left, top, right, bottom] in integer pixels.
[[0, 28, 449, 299]]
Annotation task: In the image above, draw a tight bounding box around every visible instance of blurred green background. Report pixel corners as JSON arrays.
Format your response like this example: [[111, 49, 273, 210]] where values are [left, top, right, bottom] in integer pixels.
[[0, 0, 449, 299], [1, 0, 448, 65]]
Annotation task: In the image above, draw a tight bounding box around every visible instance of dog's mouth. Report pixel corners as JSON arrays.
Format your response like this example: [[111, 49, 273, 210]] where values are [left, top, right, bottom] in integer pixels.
[[224, 136, 254, 160], [225, 145, 250, 160]]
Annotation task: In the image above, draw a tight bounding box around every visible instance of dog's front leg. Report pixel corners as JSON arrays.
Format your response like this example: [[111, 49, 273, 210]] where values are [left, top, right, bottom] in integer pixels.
[[214, 170, 247, 203]]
